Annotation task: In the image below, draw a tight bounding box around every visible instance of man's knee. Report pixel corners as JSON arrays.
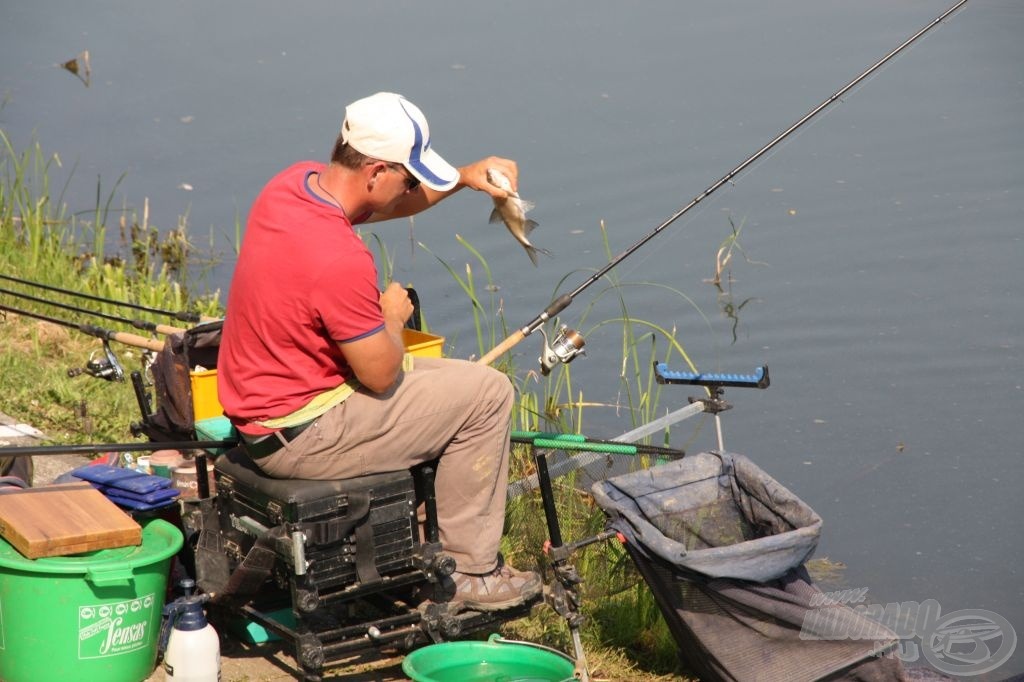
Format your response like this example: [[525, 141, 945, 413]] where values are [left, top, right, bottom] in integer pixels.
[[480, 366, 515, 408]]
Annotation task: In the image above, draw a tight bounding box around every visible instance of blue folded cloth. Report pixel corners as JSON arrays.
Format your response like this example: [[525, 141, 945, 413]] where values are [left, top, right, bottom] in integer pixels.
[[96, 483, 180, 505], [70, 464, 173, 494], [68, 465, 181, 511], [102, 489, 179, 511]]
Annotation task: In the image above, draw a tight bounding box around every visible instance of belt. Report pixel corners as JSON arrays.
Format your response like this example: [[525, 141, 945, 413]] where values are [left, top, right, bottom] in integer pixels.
[[240, 420, 315, 460]]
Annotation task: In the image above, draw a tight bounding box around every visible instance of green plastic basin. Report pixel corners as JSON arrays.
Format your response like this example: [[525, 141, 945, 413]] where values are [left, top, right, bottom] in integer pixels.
[[402, 633, 577, 682]]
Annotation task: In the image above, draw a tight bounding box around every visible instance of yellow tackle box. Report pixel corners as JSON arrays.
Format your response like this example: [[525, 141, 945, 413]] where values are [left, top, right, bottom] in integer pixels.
[[190, 368, 222, 422], [401, 328, 445, 358]]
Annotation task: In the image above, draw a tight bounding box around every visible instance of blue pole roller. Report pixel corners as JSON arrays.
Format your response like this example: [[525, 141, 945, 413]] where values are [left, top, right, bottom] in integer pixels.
[[654, 362, 770, 389]]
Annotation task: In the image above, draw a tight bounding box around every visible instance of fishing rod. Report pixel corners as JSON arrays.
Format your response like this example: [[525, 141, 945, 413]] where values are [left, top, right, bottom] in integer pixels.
[[1, 302, 166, 382], [0, 272, 214, 324], [0, 286, 186, 335], [1, 303, 165, 352], [477, 0, 968, 368]]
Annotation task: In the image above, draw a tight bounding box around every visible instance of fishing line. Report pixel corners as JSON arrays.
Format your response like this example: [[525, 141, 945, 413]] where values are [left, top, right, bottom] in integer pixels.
[[477, 0, 968, 368]]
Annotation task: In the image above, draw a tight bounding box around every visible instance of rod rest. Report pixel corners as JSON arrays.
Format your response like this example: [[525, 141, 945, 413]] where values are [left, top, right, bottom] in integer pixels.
[[653, 362, 770, 389]]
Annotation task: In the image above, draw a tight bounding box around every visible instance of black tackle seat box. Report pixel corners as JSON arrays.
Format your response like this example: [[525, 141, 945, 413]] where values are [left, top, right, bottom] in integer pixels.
[[213, 447, 419, 592]]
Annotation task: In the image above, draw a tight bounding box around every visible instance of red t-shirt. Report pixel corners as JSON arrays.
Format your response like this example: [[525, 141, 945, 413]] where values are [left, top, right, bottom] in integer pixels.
[[217, 162, 381, 434]]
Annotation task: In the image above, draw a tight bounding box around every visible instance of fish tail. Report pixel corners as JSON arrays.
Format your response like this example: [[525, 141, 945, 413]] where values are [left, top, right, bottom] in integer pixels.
[[525, 244, 540, 267], [524, 243, 552, 267]]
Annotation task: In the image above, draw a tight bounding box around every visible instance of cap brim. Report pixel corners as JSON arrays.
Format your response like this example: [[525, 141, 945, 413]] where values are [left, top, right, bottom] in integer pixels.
[[407, 148, 459, 192]]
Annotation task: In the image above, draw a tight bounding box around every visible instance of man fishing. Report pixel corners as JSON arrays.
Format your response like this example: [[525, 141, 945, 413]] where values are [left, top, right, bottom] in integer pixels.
[[217, 92, 541, 611]]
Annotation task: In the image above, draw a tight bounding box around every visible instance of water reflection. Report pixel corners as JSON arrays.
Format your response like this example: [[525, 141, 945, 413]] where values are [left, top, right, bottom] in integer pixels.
[[702, 216, 764, 345], [59, 50, 91, 88], [713, 279, 759, 346]]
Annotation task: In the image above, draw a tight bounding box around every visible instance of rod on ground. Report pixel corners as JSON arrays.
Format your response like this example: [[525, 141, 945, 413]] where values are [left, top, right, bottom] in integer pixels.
[[476, 0, 967, 367]]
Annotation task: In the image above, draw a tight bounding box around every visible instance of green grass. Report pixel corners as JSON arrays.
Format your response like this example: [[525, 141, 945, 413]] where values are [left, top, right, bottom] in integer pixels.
[[1, 130, 700, 680]]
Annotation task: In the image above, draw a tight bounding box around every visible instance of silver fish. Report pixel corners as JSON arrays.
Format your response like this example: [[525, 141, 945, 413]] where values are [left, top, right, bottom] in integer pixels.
[[486, 168, 550, 266]]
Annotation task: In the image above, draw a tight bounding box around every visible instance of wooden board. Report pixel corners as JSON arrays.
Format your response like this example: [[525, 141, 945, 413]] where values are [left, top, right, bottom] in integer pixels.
[[0, 482, 142, 559]]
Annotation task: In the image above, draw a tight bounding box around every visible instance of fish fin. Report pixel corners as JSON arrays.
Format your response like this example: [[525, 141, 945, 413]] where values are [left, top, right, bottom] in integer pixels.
[[488, 207, 504, 225], [520, 200, 535, 212], [522, 219, 540, 236]]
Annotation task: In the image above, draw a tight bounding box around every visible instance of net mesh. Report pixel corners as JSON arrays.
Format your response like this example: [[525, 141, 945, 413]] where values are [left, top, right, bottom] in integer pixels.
[[593, 451, 906, 682]]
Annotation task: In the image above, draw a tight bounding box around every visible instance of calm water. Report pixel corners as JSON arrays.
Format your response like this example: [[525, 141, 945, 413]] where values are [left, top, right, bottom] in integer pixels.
[[2, 1, 1021, 677]]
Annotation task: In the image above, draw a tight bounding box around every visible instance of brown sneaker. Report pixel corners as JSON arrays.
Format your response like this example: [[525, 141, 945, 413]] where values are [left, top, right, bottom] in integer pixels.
[[451, 557, 542, 612]]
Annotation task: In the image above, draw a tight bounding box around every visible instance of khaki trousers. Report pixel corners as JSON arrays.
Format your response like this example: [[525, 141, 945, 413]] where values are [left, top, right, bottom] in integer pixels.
[[255, 356, 514, 574]]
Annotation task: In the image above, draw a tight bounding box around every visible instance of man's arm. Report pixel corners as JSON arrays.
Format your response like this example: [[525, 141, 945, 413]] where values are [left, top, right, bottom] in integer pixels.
[[365, 156, 519, 222], [337, 283, 413, 393]]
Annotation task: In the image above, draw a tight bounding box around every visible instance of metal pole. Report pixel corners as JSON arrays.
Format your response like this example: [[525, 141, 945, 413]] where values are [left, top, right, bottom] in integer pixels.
[[0, 440, 235, 458], [508, 401, 706, 499]]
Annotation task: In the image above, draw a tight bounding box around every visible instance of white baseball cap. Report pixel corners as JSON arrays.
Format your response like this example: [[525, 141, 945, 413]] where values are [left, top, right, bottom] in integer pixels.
[[341, 92, 459, 192]]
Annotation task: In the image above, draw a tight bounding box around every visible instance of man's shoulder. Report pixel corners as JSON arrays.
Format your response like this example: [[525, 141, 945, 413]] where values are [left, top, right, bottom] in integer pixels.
[[263, 160, 322, 188]]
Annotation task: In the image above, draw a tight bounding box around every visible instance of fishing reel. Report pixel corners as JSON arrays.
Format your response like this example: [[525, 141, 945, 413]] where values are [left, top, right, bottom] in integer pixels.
[[67, 340, 125, 382], [538, 325, 586, 376]]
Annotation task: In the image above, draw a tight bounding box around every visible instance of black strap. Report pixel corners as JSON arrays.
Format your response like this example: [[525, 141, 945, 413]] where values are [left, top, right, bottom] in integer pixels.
[[215, 525, 289, 601], [355, 519, 381, 585], [302, 492, 371, 546], [304, 492, 380, 584]]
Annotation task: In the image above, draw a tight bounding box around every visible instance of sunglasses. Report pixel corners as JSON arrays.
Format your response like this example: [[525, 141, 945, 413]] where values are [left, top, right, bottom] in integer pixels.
[[387, 163, 421, 192]]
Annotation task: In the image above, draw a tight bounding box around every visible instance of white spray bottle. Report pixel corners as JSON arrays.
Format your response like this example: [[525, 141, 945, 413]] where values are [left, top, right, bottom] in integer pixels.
[[159, 578, 221, 681]]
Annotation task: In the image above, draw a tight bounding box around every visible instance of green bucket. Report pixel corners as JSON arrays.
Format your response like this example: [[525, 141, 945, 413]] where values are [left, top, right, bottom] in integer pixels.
[[0, 518, 183, 682], [402, 634, 577, 682]]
